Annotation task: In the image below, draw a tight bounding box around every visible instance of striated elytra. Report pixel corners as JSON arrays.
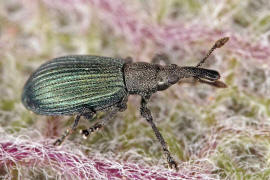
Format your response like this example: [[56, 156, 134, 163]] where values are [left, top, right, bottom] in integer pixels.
[[22, 37, 229, 170], [22, 56, 127, 115]]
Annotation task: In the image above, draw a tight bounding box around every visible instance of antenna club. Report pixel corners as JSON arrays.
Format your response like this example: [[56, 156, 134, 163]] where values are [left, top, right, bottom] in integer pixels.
[[215, 37, 229, 48]]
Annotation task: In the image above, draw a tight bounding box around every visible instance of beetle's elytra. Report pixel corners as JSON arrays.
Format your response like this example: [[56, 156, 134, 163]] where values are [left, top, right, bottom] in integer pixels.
[[22, 56, 126, 115], [22, 37, 229, 170]]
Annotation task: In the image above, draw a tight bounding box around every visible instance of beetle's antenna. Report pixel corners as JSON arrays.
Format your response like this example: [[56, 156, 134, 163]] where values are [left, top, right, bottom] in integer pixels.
[[196, 37, 229, 67]]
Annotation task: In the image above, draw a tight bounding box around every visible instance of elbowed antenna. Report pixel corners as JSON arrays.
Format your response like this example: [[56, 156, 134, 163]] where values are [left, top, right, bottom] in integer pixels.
[[196, 37, 229, 67]]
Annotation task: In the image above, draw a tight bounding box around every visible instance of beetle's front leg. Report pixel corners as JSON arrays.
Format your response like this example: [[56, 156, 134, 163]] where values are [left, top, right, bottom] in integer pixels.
[[80, 107, 119, 138], [81, 96, 128, 138], [140, 96, 178, 170]]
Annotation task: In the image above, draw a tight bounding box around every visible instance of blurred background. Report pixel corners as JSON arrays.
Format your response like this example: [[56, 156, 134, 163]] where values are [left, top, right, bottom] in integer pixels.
[[0, 0, 270, 179]]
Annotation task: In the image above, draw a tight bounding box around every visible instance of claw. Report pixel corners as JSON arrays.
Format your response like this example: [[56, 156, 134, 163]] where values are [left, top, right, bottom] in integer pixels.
[[80, 129, 90, 139], [169, 160, 178, 171], [53, 139, 62, 146], [168, 157, 179, 171]]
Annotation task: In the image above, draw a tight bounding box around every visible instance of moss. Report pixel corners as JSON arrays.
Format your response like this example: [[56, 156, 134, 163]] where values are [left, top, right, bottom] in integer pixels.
[[204, 113, 217, 126], [169, 0, 202, 19], [214, 153, 237, 178], [259, 14, 270, 27], [58, 34, 77, 52], [212, 134, 269, 178], [11, 121, 27, 131], [166, 135, 186, 161], [233, 10, 252, 28], [266, 99, 270, 117], [86, 24, 102, 54], [156, 0, 169, 23], [21, 112, 34, 125], [1, 99, 15, 111]]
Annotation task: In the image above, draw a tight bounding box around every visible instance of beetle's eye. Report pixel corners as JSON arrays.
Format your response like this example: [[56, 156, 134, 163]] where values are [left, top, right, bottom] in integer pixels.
[[168, 74, 179, 84]]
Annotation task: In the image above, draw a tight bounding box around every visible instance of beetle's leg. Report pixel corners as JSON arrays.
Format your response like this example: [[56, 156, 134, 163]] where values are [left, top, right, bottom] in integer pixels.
[[53, 108, 95, 146], [151, 53, 170, 65], [82, 111, 96, 120], [81, 107, 119, 138], [53, 114, 81, 146], [140, 95, 178, 170], [81, 96, 127, 138], [117, 95, 128, 112]]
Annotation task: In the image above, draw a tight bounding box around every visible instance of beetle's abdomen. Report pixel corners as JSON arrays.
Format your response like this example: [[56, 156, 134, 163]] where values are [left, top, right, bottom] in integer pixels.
[[22, 55, 127, 115]]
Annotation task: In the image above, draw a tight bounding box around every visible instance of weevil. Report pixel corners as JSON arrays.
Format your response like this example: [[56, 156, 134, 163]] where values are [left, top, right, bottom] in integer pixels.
[[22, 37, 229, 170]]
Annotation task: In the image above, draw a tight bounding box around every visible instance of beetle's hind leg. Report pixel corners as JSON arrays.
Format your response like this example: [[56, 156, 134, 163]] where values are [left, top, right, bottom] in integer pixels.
[[53, 108, 95, 146]]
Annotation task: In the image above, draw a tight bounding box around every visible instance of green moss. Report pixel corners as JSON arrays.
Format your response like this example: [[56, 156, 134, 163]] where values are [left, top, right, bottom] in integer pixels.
[[259, 15, 270, 26], [10, 121, 26, 132], [168, 0, 202, 19], [260, 169, 270, 179], [0, 60, 2, 73], [36, 3, 54, 56], [233, 10, 252, 28], [266, 100, 270, 117], [228, 58, 238, 69], [186, 0, 202, 12], [85, 22, 104, 54], [244, 106, 258, 118], [255, 14, 270, 33], [156, 0, 169, 23], [169, 112, 179, 123], [212, 135, 269, 179], [58, 34, 77, 52], [204, 113, 217, 126], [1, 99, 15, 111], [215, 153, 236, 178], [166, 135, 186, 161], [223, 58, 238, 86], [21, 112, 34, 125]]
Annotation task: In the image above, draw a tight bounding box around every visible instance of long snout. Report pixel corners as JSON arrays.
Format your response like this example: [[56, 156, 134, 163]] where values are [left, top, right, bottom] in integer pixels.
[[178, 66, 220, 81]]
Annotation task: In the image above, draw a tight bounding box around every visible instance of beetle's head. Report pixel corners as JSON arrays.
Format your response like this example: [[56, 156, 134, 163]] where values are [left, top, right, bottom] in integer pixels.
[[156, 37, 229, 91], [156, 64, 226, 91]]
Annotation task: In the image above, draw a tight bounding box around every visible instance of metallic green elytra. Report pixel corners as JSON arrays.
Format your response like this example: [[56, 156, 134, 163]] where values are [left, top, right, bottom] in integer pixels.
[[22, 55, 127, 115]]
